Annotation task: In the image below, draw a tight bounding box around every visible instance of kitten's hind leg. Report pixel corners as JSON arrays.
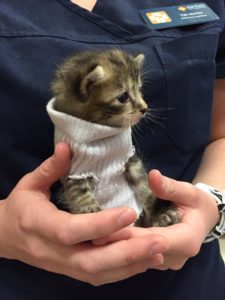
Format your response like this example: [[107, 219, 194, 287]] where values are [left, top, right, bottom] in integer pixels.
[[60, 177, 101, 214], [150, 200, 181, 227], [124, 155, 181, 227]]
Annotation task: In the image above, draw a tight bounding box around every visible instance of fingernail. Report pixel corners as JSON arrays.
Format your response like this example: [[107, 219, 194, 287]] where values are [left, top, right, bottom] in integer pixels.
[[152, 254, 164, 266], [54, 143, 60, 157], [146, 254, 164, 270], [160, 175, 165, 189], [118, 209, 137, 227], [149, 242, 166, 256]]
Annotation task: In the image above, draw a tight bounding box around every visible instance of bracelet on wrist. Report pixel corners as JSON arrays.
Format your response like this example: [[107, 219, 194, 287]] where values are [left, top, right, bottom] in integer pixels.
[[195, 183, 225, 243]]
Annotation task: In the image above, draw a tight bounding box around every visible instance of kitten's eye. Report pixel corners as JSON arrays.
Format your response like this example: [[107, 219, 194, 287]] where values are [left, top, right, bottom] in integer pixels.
[[117, 92, 129, 104]]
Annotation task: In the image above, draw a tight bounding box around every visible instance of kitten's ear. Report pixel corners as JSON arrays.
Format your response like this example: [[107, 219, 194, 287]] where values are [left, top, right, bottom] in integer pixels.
[[134, 53, 145, 68], [80, 65, 105, 99]]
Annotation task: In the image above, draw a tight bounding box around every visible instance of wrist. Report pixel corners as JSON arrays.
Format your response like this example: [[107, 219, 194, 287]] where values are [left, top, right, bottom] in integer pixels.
[[195, 183, 225, 242]]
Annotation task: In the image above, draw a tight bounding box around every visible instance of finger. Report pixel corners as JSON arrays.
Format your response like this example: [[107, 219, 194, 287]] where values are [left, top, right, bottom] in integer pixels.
[[144, 224, 201, 259], [93, 226, 145, 246], [87, 254, 164, 286], [19, 142, 71, 191], [148, 169, 198, 207], [151, 265, 169, 271], [97, 225, 193, 271], [74, 234, 168, 278], [95, 223, 201, 259], [162, 256, 188, 270], [26, 205, 139, 245], [19, 234, 166, 285]]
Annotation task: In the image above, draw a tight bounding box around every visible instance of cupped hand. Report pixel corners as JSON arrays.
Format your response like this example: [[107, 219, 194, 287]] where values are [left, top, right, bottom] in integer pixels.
[[93, 169, 220, 271], [0, 145, 169, 285]]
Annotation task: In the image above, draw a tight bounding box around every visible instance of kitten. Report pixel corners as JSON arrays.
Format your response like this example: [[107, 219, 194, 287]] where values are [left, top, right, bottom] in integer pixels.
[[47, 49, 180, 227]]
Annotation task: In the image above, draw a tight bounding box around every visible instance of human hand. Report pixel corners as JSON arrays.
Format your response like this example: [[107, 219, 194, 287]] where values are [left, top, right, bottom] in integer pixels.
[[94, 169, 220, 271], [0, 145, 169, 285]]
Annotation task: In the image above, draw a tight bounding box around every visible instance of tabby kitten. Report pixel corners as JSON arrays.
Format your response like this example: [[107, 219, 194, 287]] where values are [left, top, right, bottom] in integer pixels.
[[47, 49, 180, 227]]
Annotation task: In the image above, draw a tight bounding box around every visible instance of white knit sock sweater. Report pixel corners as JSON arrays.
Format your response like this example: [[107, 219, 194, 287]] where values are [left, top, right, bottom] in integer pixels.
[[47, 98, 143, 216]]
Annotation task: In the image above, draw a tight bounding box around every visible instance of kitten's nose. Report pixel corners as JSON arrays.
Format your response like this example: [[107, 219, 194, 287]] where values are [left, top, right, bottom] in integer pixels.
[[140, 108, 147, 114], [138, 99, 148, 115]]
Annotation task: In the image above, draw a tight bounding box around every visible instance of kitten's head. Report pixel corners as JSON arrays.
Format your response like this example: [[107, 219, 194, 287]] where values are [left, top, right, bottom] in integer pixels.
[[52, 49, 147, 127]]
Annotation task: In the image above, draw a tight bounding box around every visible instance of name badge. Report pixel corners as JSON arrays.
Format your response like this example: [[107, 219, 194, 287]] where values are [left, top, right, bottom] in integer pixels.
[[140, 2, 219, 30]]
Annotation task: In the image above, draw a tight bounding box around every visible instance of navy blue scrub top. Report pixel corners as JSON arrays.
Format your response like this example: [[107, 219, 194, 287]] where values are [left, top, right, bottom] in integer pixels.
[[0, 1, 225, 299]]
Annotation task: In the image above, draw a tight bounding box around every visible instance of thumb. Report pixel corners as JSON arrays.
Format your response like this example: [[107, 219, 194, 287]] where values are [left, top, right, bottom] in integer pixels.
[[148, 169, 196, 207], [19, 143, 71, 191]]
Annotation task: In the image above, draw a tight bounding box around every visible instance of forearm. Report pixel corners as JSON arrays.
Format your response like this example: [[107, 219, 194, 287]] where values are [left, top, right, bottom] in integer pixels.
[[193, 79, 225, 190], [192, 138, 225, 190]]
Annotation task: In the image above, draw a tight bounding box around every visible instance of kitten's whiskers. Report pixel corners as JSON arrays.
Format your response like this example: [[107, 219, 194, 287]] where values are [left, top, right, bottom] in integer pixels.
[[144, 109, 166, 128]]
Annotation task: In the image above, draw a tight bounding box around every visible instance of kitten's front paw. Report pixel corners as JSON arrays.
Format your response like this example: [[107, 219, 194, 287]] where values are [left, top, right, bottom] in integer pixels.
[[153, 208, 181, 227], [71, 202, 101, 214], [76, 203, 101, 214]]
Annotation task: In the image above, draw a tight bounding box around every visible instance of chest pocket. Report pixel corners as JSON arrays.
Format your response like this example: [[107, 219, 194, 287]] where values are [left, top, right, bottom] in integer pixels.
[[155, 33, 218, 153]]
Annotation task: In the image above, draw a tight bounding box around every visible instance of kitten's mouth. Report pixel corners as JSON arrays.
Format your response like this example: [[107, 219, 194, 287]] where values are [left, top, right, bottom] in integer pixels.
[[128, 113, 143, 126]]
